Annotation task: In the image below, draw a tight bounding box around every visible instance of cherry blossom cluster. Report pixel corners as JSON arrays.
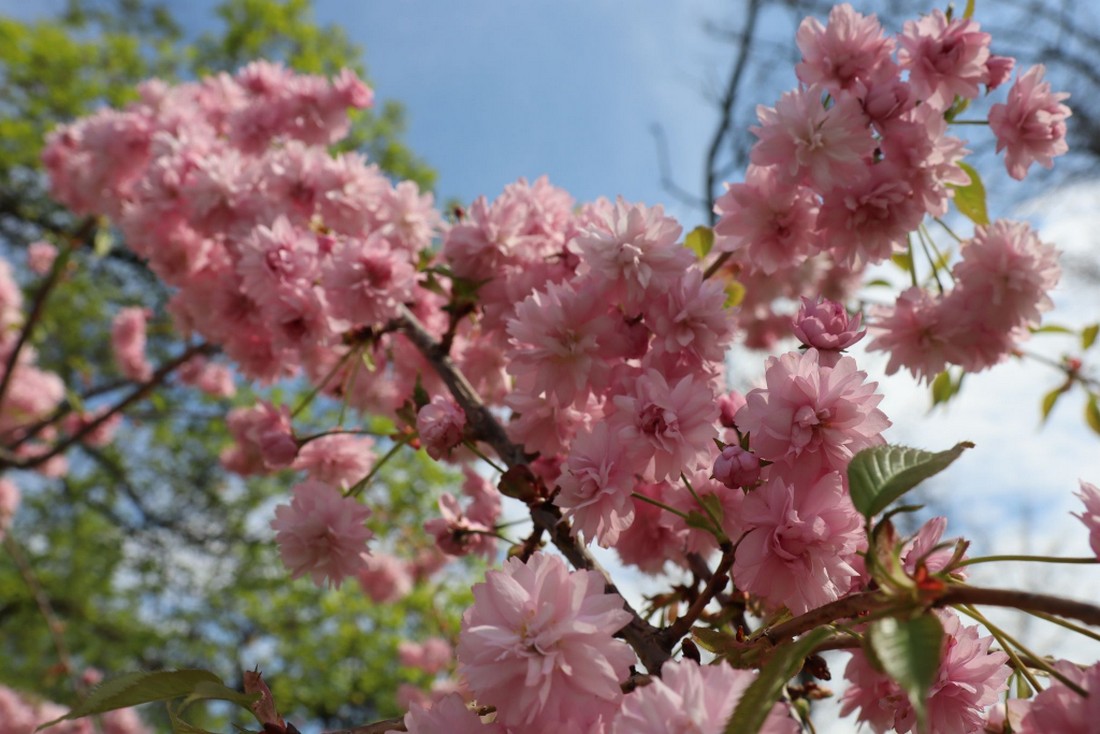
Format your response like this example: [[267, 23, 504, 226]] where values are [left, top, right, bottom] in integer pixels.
[[713, 3, 1068, 376], [0, 682, 147, 734]]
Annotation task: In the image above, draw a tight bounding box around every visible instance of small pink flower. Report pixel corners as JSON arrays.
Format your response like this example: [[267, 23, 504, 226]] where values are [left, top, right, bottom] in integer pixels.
[[796, 3, 895, 94], [613, 659, 798, 734], [613, 480, 688, 573], [416, 396, 467, 461], [1017, 660, 1100, 733], [1073, 480, 1100, 559], [270, 480, 372, 588], [736, 349, 889, 472], [424, 492, 496, 559], [27, 241, 59, 275], [718, 390, 747, 429], [557, 422, 636, 547], [840, 611, 1010, 734], [713, 444, 761, 489], [732, 471, 863, 614], [111, 306, 153, 382], [791, 297, 865, 356], [391, 693, 503, 734], [0, 478, 20, 540], [898, 10, 992, 110], [867, 287, 955, 383], [457, 552, 634, 733], [293, 433, 375, 488], [220, 401, 297, 475], [989, 65, 1071, 180], [357, 553, 413, 603]]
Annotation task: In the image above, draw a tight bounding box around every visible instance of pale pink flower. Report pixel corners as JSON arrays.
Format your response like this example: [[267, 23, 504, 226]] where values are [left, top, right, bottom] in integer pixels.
[[868, 287, 956, 383], [665, 469, 746, 557], [357, 552, 413, 603], [177, 357, 236, 398], [879, 105, 970, 218], [1074, 481, 1100, 559], [796, 4, 895, 94], [506, 280, 616, 406], [732, 471, 863, 614], [840, 611, 1010, 734], [236, 217, 320, 312], [898, 10, 992, 110], [644, 269, 734, 367], [751, 86, 875, 191], [736, 349, 889, 472], [220, 401, 298, 474], [398, 637, 453, 674], [791, 297, 865, 357], [613, 658, 798, 734], [613, 480, 688, 573], [111, 306, 153, 382], [1017, 660, 1100, 733], [322, 233, 416, 327], [270, 480, 372, 588], [611, 368, 718, 480], [570, 198, 690, 310], [713, 165, 820, 275], [505, 391, 599, 457], [0, 257, 23, 339], [27, 241, 59, 275], [416, 396, 467, 461], [293, 433, 375, 488], [718, 390, 748, 429], [424, 492, 496, 559], [557, 422, 636, 547], [902, 516, 968, 579], [990, 65, 1071, 180], [713, 444, 762, 489], [457, 552, 634, 733], [390, 693, 503, 734]]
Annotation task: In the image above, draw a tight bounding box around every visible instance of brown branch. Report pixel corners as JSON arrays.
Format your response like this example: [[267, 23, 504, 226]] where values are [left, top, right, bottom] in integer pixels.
[[937, 586, 1100, 628], [0, 342, 214, 471], [395, 305, 671, 673], [661, 544, 735, 646]]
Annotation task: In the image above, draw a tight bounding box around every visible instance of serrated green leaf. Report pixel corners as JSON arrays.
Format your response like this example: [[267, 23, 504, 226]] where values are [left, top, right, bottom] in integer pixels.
[[951, 162, 989, 226], [1041, 387, 1064, 423], [1082, 324, 1099, 350], [685, 226, 715, 260], [848, 443, 974, 519], [37, 670, 224, 730], [724, 628, 831, 734], [1086, 394, 1100, 436], [867, 615, 944, 731]]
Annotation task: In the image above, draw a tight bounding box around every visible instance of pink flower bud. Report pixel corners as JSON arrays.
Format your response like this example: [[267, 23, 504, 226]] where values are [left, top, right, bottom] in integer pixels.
[[712, 445, 761, 489], [416, 396, 467, 461], [792, 297, 865, 359]]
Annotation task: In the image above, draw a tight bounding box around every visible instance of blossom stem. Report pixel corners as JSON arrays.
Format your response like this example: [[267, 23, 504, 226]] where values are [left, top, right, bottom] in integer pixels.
[[462, 440, 506, 474], [681, 471, 724, 538], [292, 346, 358, 419], [661, 545, 736, 645], [933, 216, 965, 244], [1023, 608, 1100, 644], [948, 119, 990, 125], [905, 235, 919, 288], [956, 604, 1043, 694], [955, 554, 1098, 567], [345, 434, 411, 498], [631, 491, 692, 521]]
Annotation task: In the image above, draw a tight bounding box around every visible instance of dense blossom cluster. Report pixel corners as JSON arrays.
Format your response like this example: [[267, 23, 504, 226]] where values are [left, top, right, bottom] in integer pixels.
[[6, 2, 1092, 733]]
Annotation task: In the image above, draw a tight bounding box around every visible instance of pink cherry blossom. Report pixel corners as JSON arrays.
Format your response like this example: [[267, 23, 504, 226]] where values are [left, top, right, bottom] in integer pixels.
[[613, 480, 688, 573], [457, 552, 634, 733], [416, 396, 467, 461], [220, 401, 298, 474], [177, 356, 236, 398], [293, 433, 375, 488], [736, 349, 889, 472], [840, 611, 1010, 734], [867, 287, 956, 383], [111, 307, 153, 382], [356, 552, 413, 603], [322, 233, 416, 327], [1016, 660, 1100, 733], [570, 197, 690, 311], [389, 693, 503, 734], [557, 422, 636, 547], [1074, 480, 1100, 559], [270, 480, 372, 588], [26, 241, 59, 276], [424, 492, 496, 559], [0, 478, 19, 541], [398, 637, 453, 674], [611, 368, 717, 481], [902, 516, 967, 579], [732, 471, 863, 614], [644, 270, 735, 367], [713, 165, 820, 276], [751, 86, 875, 191], [796, 3, 895, 94], [989, 65, 1071, 180], [898, 10, 992, 110], [613, 658, 799, 734]]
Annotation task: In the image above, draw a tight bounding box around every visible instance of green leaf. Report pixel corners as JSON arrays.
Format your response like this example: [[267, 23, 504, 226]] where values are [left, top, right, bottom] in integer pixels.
[[1041, 386, 1064, 423], [951, 162, 989, 226], [724, 628, 831, 734], [930, 371, 954, 407], [867, 615, 944, 731], [93, 224, 115, 257], [1086, 394, 1100, 436], [964, 0, 976, 18], [1082, 323, 1099, 351], [178, 681, 261, 716], [724, 280, 745, 308], [692, 626, 740, 655], [890, 251, 912, 272], [1031, 324, 1075, 335], [848, 443, 974, 519], [685, 226, 715, 260], [37, 670, 224, 730]]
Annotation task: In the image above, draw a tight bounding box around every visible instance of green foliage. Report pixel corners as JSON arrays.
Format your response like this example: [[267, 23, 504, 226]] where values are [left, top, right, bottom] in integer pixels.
[[848, 442, 974, 519], [950, 162, 989, 226], [866, 615, 945, 732]]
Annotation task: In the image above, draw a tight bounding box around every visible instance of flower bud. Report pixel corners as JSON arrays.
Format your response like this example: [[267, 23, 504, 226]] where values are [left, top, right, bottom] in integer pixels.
[[791, 297, 865, 363], [712, 444, 761, 489]]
